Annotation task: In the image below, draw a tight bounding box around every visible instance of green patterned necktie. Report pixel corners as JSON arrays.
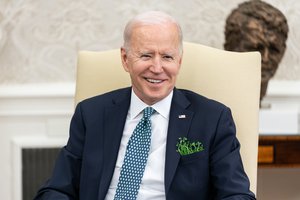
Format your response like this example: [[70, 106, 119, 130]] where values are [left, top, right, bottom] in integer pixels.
[[114, 107, 154, 200]]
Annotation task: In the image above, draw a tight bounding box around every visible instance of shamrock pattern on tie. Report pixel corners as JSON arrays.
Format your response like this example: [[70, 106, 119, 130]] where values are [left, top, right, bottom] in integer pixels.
[[114, 107, 154, 200]]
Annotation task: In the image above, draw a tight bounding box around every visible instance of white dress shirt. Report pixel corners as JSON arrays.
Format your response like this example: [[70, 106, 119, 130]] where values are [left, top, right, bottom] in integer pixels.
[[105, 90, 173, 200]]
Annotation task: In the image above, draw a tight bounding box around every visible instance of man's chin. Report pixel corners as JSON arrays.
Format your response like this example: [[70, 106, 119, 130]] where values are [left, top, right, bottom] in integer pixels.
[[143, 93, 167, 105]]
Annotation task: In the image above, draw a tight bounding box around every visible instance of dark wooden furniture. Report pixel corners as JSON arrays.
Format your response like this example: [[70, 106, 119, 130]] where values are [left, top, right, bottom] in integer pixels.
[[258, 135, 300, 167]]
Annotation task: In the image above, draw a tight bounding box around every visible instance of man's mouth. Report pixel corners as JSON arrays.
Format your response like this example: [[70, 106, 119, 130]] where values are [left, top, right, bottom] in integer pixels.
[[146, 78, 163, 84]]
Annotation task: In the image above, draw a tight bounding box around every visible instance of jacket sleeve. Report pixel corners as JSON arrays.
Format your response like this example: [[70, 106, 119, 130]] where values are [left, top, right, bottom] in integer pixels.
[[33, 103, 86, 200], [210, 107, 256, 200]]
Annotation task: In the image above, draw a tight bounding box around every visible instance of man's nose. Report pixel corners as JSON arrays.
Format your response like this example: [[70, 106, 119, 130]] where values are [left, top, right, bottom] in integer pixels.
[[150, 57, 163, 73], [261, 48, 269, 63]]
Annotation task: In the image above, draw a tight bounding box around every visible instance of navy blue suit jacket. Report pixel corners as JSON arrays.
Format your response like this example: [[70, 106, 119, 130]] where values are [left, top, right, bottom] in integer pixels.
[[35, 87, 255, 199]]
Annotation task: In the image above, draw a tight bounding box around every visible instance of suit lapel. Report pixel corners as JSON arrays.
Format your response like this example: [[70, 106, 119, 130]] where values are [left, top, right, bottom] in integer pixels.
[[98, 88, 131, 200], [165, 89, 194, 194]]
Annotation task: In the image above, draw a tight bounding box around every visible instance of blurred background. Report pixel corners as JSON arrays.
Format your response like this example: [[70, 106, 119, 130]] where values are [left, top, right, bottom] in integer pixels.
[[0, 0, 299, 199]]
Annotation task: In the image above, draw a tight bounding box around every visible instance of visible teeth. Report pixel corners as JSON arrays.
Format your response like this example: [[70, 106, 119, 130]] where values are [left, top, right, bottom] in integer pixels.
[[147, 78, 162, 83]]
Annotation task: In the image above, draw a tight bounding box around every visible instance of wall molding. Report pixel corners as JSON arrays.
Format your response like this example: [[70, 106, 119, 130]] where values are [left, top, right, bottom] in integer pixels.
[[0, 83, 75, 117], [263, 80, 300, 108], [1, 80, 299, 102], [0, 80, 299, 114], [266, 80, 300, 97], [0, 83, 75, 98]]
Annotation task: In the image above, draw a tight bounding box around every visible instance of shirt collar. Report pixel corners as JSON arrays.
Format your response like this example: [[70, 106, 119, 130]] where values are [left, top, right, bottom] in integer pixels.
[[129, 89, 173, 120]]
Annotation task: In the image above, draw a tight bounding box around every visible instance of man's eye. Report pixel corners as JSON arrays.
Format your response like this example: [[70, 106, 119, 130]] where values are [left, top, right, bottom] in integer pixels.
[[269, 45, 280, 54], [141, 54, 151, 59], [163, 55, 174, 60]]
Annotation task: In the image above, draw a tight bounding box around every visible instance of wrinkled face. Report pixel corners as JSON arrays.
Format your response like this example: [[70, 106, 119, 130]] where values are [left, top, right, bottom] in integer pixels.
[[234, 20, 285, 84], [121, 23, 182, 105]]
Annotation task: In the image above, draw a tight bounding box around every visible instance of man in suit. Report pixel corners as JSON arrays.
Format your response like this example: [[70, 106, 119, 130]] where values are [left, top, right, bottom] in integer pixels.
[[34, 11, 256, 199]]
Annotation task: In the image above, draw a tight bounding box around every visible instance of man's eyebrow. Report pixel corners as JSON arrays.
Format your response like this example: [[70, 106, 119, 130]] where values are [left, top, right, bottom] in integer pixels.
[[161, 51, 176, 56], [136, 49, 177, 56], [137, 51, 155, 56], [164, 51, 176, 54]]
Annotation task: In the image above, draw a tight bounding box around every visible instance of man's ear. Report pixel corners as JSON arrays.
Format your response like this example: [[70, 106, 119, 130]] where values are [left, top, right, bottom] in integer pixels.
[[120, 47, 129, 72], [179, 55, 183, 65], [178, 54, 183, 70]]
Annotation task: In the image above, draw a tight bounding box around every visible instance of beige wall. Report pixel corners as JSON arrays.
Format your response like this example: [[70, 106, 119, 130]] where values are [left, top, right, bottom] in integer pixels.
[[0, 0, 300, 84]]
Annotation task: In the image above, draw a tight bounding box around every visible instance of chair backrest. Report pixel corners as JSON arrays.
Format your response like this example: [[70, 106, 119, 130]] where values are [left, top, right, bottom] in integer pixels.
[[75, 42, 261, 193]]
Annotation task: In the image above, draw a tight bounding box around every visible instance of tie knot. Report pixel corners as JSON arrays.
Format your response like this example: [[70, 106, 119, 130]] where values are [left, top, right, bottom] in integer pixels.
[[143, 107, 154, 119]]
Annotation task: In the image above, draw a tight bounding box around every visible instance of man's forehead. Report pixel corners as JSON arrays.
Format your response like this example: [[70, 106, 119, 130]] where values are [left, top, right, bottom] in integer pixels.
[[131, 24, 178, 39], [242, 27, 281, 46]]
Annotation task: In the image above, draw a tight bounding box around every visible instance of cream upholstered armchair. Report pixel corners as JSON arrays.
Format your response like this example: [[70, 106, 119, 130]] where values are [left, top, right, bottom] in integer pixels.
[[75, 42, 261, 194]]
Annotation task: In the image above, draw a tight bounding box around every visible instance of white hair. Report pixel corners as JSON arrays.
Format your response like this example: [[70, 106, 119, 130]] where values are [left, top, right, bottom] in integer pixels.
[[123, 11, 183, 54]]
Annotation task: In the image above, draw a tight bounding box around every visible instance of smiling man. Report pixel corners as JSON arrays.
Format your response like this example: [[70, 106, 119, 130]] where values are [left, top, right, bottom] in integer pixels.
[[34, 11, 256, 200], [121, 15, 182, 105]]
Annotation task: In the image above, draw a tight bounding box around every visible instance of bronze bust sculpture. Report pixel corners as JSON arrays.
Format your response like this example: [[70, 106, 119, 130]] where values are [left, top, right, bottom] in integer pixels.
[[224, 0, 288, 101]]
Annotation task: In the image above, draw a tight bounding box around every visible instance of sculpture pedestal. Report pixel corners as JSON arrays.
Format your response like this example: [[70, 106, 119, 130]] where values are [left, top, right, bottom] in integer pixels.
[[259, 106, 299, 135]]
